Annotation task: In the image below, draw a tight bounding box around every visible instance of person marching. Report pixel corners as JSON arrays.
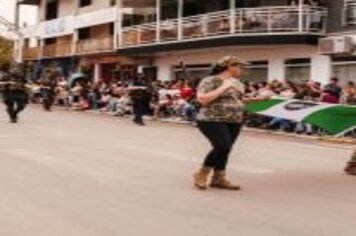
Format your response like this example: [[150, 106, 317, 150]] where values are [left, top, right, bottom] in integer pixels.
[[40, 68, 59, 111], [193, 56, 252, 191], [129, 75, 150, 126], [2, 71, 29, 123]]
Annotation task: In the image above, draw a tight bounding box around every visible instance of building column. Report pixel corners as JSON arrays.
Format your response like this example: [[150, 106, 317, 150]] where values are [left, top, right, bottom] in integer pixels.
[[117, 0, 123, 47], [157, 63, 171, 81], [39, 38, 44, 58], [156, 0, 161, 42], [311, 55, 331, 85], [229, 0, 236, 34], [72, 30, 78, 55], [177, 0, 183, 40], [268, 58, 285, 82], [94, 63, 101, 82], [298, 0, 303, 32]]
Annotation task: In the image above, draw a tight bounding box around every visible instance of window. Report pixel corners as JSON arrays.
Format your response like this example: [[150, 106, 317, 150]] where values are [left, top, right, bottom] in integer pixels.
[[44, 38, 57, 45], [110, 0, 117, 6], [332, 57, 356, 85], [285, 58, 311, 84], [78, 27, 91, 40], [24, 39, 30, 48], [241, 61, 268, 83], [344, 0, 356, 25], [161, 0, 179, 20], [333, 63, 356, 85], [109, 23, 114, 35], [79, 0, 92, 8], [122, 0, 157, 27], [173, 64, 212, 87], [45, 0, 58, 20], [183, 0, 229, 17], [238, 0, 261, 8]]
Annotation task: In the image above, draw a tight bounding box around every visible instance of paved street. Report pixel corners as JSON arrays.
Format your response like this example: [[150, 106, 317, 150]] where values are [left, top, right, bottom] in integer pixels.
[[0, 104, 355, 236]]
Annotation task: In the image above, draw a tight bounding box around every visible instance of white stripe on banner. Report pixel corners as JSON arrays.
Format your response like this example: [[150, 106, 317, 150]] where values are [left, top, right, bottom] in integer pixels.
[[258, 99, 338, 122]]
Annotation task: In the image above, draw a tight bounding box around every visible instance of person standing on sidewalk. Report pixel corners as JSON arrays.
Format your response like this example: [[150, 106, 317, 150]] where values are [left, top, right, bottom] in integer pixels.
[[2, 71, 29, 123], [193, 56, 252, 191]]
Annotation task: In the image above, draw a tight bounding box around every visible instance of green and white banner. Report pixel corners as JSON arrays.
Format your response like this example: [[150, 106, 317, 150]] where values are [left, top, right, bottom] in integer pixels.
[[245, 99, 356, 136]]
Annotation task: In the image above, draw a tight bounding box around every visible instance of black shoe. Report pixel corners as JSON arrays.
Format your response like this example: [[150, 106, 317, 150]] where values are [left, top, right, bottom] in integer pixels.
[[133, 120, 145, 126]]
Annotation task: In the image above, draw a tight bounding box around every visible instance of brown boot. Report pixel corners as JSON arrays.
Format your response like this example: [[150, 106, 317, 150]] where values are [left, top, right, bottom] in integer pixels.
[[345, 151, 356, 176], [210, 171, 241, 190], [193, 167, 212, 190]]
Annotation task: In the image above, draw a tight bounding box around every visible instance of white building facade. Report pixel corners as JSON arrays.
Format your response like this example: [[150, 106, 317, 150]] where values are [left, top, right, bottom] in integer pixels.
[[16, 0, 356, 86]]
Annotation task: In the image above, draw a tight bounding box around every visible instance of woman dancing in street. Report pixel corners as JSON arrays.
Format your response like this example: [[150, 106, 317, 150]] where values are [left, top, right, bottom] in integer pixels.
[[193, 56, 257, 191]]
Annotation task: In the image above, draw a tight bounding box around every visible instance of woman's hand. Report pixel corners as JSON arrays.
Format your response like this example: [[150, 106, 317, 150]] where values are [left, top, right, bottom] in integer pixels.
[[197, 79, 235, 106], [220, 79, 236, 91]]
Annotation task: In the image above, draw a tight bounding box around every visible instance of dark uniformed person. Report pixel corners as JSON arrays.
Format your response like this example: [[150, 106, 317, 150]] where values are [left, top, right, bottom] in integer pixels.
[[2, 72, 29, 123], [129, 75, 150, 126], [40, 68, 59, 111]]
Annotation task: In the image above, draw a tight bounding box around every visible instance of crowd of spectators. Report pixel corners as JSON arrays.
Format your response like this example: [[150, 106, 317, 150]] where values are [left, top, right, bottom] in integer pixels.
[[28, 75, 198, 123], [26, 71, 356, 136], [244, 78, 356, 136]]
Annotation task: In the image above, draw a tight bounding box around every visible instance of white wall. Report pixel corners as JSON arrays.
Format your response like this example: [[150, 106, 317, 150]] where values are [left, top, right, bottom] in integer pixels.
[[153, 45, 330, 84], [311, 55, 332, 85], [59, 0, 76, 17]]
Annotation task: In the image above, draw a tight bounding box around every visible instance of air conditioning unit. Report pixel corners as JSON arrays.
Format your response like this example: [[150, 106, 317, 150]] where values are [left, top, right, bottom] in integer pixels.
[[319, 36, 355, 55]]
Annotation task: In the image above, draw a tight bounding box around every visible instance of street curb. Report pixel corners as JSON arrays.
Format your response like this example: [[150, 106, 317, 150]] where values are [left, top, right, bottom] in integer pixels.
[[319, 137, 356, 145], [38, 105, 356, 145]]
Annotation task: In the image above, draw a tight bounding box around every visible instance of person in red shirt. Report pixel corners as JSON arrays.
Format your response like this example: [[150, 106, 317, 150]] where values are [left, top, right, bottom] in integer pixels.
[[321, 90, 339, 104], [180, 80, 194, 100]]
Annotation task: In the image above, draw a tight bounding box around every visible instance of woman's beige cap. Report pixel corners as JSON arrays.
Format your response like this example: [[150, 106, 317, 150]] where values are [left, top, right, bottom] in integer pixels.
[[217, 56, 250, 67]]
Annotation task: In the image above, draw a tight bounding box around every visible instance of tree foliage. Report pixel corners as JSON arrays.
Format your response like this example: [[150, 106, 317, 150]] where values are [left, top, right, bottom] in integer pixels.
[[0, 37, 13, 71]]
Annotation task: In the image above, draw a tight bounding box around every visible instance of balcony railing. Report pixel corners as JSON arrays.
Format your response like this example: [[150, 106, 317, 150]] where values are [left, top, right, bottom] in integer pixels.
[[77, 36, 114, 54], [43, 42, 72, 58], [22, 47, 40, 60], [120, 5, 327, 48]]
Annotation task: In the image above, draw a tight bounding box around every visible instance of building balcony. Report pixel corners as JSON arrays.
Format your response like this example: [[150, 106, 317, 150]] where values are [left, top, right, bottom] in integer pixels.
[[42, 42, 72, 58], [76, 36, 114, 54], [22, 47, 40, 60], [119, 5, 327, 52], [17, 0, 39, 5]]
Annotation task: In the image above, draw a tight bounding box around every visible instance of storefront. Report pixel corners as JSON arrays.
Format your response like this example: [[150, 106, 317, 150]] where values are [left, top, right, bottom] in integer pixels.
[[152, 44, 329, 84], [81, 54, 137, 83]]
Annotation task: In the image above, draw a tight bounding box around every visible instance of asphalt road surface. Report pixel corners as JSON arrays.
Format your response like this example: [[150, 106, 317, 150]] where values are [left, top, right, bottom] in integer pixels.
[[0, 104, 355, 236]]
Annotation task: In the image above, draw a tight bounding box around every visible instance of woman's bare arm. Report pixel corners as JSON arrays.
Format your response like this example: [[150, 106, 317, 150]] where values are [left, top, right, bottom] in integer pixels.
[[197, 79, 234, 106]]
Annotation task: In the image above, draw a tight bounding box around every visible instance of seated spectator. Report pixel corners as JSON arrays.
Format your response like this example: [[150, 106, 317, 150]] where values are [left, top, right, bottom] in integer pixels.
[[257, 83, 275, 99], [268, 83, 296, 131], [87, 82, 102, 110], [321, 90, 339, 104], [154, 94, 174, 120], [323, 77, 342, 102], [70, 82, 84, 106], [56, 83, 70, 108], [173, 79, 194, 100], [114, 93, 132, 116], [98, 92, 113, 111], [72, 96, 90, 111], [343, 81, 356, 105]]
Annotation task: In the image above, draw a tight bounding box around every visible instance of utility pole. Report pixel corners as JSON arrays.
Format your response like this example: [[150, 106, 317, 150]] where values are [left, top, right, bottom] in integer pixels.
[[14, 1, 23, 65]]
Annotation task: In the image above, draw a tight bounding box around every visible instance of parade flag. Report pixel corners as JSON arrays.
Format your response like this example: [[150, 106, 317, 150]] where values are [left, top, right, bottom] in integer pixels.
[[245, 99, 356, 136]]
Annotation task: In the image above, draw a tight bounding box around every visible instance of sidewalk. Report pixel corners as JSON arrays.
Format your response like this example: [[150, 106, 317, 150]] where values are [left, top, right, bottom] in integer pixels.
[[43, 105, 356, 147]]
